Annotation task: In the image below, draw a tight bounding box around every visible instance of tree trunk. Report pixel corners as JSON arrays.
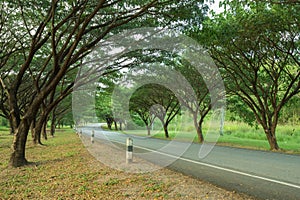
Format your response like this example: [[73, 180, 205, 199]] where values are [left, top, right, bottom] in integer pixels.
[[260, 113, 280, 150], [163, 123, 169, 138], [146, 125, 151, 135], [50, 120, 55, 137], [114, 120, 118, 130], [8, 117, 14, 135], [119, 121, 122, 131], [265, 127, 280, 150], [33, 121, 43, 145], [107, 122, 112, 130], [9, 120, 30, 167], [42, 121, 47, 140], [50, 109, 56, 137], [30, 119, 36, 139], [193, 114, 204, 143], [106, 117, 113, 130], [196, 123, 204, 143]]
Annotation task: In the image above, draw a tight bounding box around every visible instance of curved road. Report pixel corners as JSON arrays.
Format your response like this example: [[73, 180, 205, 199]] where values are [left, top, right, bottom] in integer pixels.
[[78, 125, 300, 200]]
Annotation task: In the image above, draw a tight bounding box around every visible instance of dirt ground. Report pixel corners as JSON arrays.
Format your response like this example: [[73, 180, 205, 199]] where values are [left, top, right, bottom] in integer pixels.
[[79, 134, 257, 200], [0, 131, 257, 199]]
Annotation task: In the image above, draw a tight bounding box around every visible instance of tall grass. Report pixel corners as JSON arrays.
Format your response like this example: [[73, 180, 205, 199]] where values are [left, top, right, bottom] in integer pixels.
[[121, 121, 300, 153]]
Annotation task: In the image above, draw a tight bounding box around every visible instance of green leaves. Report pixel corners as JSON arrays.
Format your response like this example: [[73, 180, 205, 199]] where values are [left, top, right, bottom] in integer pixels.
[[193, 0, 300, 149]]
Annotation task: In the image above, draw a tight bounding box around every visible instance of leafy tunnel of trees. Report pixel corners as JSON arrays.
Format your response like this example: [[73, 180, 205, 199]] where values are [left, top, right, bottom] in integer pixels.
[[0, 0, 299, 167]]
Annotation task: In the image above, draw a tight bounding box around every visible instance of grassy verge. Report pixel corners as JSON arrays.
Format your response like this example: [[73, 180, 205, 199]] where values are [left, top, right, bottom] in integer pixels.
[[0, 128, 254, 199], [108, 122, 300, 154]]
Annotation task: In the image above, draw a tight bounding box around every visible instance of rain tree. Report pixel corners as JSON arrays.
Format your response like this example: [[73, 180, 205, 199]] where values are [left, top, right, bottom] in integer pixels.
[[196, 0, 300, 150], [0, 0, 203, 167], [129, 86, 157, 135], [129, 83, 180, 138]]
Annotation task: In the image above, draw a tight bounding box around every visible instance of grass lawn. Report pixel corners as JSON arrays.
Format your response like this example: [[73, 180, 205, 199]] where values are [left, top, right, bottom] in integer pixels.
[[114, 122, 300, 154], [0, 128, 254, 199], [219, 122, 300, 153]]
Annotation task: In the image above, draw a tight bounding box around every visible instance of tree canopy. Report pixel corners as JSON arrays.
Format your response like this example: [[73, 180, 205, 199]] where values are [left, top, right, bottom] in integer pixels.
[[194, 0, 300, 149], [0, 0, 205, 167]]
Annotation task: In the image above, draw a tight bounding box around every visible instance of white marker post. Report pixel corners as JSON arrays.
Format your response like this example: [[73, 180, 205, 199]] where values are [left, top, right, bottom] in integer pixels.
[[91, 130, 94, 144], [126, 138, 133, 164]]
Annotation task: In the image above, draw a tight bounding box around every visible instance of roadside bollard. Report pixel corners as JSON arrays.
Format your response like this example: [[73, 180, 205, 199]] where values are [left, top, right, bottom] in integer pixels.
[[126, 138, 133, 164], [91, 130, 94, 144]]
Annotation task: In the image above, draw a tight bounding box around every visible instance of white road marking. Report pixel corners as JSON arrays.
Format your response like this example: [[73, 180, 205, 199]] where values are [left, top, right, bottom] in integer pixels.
[[109, 138, 300, 190], [81, 129, 300, 190]]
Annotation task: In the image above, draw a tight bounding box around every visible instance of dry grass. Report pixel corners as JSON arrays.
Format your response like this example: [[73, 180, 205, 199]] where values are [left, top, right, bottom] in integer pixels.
[[0, 129, 256, 199]]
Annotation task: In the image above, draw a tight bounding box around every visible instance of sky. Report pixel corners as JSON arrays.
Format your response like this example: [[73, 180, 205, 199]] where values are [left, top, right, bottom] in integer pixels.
[[209, 0, 225, 14]]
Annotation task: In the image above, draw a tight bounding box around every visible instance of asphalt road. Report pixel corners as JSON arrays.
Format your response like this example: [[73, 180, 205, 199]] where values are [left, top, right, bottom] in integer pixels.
[[78, 125, 300, 200]]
